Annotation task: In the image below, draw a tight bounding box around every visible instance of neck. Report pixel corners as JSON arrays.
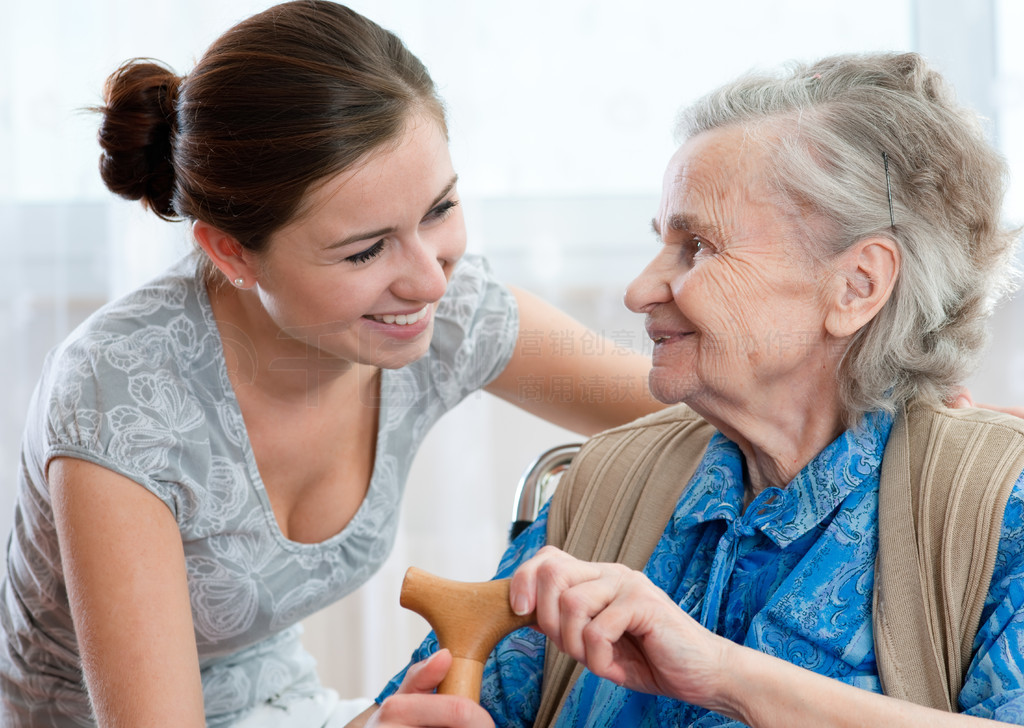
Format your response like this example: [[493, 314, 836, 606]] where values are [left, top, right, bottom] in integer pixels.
[[208, 280, 378, 406], [689, 382, 847, 501]]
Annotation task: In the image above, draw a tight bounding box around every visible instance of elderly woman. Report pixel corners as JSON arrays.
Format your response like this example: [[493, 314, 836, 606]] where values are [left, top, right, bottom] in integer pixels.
[[359, 52, 1024, 727]]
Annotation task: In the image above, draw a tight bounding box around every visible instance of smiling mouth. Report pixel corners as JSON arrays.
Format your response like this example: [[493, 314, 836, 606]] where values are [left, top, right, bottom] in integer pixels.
[[650, 331, 692, 343], [369, 305, 430, 326]]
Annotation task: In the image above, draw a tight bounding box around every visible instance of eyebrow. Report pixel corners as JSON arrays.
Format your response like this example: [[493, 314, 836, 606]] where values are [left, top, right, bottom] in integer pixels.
[[326, 174, 459, 250], [650, 214, 719, 239]]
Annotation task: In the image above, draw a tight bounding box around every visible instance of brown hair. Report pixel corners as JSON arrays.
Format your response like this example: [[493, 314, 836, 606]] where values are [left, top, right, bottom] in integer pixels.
[[96, 0, 446, 252]]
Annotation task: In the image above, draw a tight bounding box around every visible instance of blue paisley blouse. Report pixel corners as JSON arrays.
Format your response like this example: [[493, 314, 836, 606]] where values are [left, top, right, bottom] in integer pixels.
[[381, 411, 1024, 725]]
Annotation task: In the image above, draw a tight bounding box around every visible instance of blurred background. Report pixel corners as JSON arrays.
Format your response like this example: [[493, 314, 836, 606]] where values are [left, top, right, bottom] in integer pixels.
[[1, 0, 1022, 701]]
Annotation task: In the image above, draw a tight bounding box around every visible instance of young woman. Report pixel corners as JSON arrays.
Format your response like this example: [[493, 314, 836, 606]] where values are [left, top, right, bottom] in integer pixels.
[[0, 3, 659, 726]]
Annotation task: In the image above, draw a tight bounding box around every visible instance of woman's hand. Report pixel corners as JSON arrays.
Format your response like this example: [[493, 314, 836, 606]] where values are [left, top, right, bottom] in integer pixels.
[[951, 389, 1024, 418], [508, 546, 736, 712], [362, 650, 494, 728]]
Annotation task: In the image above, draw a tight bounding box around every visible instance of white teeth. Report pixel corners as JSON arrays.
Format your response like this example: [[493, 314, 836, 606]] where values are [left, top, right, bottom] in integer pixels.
[[372, 306, 429, 326]]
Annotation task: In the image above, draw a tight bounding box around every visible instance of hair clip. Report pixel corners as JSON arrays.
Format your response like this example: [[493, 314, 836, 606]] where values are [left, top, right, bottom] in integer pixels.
[[882, 151, 896, 228]]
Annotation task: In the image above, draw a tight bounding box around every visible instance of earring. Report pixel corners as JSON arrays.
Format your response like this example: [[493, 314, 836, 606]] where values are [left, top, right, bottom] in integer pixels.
[[233, 277, 245, 288]]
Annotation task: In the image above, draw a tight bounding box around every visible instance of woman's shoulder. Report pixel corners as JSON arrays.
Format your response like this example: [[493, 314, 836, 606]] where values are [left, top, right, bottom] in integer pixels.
[[48, 255, 210, 380], [906, 399, 1024, 436], [66, 254, 200, 334], [407, 253, 518, 401], [433, 253, 516, 330], [38, 255, 222, 453]]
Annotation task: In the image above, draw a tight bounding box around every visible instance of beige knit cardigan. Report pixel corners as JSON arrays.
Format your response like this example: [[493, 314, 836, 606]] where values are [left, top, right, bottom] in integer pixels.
[[534, 401, 1024, 725]]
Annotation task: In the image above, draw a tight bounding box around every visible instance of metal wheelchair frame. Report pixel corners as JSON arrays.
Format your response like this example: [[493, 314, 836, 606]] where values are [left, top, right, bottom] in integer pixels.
[[509, 443, 581, 541]]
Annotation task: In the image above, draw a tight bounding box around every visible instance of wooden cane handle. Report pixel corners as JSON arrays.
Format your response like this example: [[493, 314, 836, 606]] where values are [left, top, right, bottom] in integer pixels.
[[400, 567, 536, 702], [439, 658, 486, 701]]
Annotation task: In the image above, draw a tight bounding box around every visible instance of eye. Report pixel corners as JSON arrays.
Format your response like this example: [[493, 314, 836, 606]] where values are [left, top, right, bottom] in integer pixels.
[[677, 235, 712, 267], [426, 199, 459, 222], [345, 240, 385, 264], [683, 236, 705, 257]]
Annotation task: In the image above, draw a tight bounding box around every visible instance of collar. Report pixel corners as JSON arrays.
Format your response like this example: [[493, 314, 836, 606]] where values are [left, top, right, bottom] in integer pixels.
[[671, 410, 894, 547]]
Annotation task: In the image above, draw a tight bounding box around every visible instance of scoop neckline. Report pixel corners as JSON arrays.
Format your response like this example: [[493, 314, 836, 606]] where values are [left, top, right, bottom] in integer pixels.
[[191, 256, 387, 552]]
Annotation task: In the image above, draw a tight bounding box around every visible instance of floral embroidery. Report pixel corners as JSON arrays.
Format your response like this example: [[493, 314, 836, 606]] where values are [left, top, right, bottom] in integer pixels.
[[2, 253, 518, 726]]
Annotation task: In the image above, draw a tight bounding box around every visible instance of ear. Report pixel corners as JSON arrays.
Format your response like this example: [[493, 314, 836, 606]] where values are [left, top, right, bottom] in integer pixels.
[[824, 236, 900, 338], [192, 220, 261, 289]]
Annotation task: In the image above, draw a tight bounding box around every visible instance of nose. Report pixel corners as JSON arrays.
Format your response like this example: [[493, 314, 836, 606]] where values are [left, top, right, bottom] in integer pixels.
[[624, 255, 674, 314], [394, 234, 456, 303]]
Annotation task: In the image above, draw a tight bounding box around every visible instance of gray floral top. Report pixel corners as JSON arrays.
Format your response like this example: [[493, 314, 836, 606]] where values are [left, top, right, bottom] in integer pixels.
[[0, 253, 518, 727]]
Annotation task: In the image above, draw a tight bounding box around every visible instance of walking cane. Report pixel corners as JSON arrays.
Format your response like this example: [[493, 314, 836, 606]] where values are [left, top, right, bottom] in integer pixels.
[[400, 567, 537, 702]]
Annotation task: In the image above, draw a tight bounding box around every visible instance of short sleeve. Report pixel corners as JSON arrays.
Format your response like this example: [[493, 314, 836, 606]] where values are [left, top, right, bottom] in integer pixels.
[[959, 470, 1024, 721], [425, 254, 519, 409], [39, 266, 216, 522], [43, 323, 207, 520]]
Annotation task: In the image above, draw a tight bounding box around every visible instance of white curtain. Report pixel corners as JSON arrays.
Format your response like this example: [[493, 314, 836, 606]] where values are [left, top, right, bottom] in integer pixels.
[[3, 0, 1020, 701]]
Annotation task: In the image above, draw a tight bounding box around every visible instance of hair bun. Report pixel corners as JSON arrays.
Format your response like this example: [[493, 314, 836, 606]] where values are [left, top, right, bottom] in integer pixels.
[[96, 59, 181, 219]]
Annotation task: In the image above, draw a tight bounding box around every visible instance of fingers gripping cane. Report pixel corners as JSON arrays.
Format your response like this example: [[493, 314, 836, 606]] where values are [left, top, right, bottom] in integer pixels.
[[400, 567, 537, 702]]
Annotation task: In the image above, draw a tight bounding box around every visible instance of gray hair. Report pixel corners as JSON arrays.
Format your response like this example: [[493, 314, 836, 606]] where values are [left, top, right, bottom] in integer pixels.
[[678, 52, 1019, 424]]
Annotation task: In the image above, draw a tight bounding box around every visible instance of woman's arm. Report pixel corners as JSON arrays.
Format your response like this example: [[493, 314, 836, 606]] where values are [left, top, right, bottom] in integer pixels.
[[485, 286, 664, 436], [726, 647, 1017, 728], [49, 457, 205, 727], [509, 546, 1021, 728]]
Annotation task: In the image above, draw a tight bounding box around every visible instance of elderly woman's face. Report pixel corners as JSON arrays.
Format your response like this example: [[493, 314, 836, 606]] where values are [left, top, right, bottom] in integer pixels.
[[625, 126, 835, 412]]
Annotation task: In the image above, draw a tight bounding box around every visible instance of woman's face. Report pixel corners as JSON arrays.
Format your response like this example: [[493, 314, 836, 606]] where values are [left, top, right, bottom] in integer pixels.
[[625, 126, 835, 413], [250, 113, 466, 370]]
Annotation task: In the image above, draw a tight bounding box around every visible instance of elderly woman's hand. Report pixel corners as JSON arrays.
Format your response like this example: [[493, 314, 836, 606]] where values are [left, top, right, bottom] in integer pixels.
[[509, 546, 740, 714], [509, 547, 1024, 728]]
